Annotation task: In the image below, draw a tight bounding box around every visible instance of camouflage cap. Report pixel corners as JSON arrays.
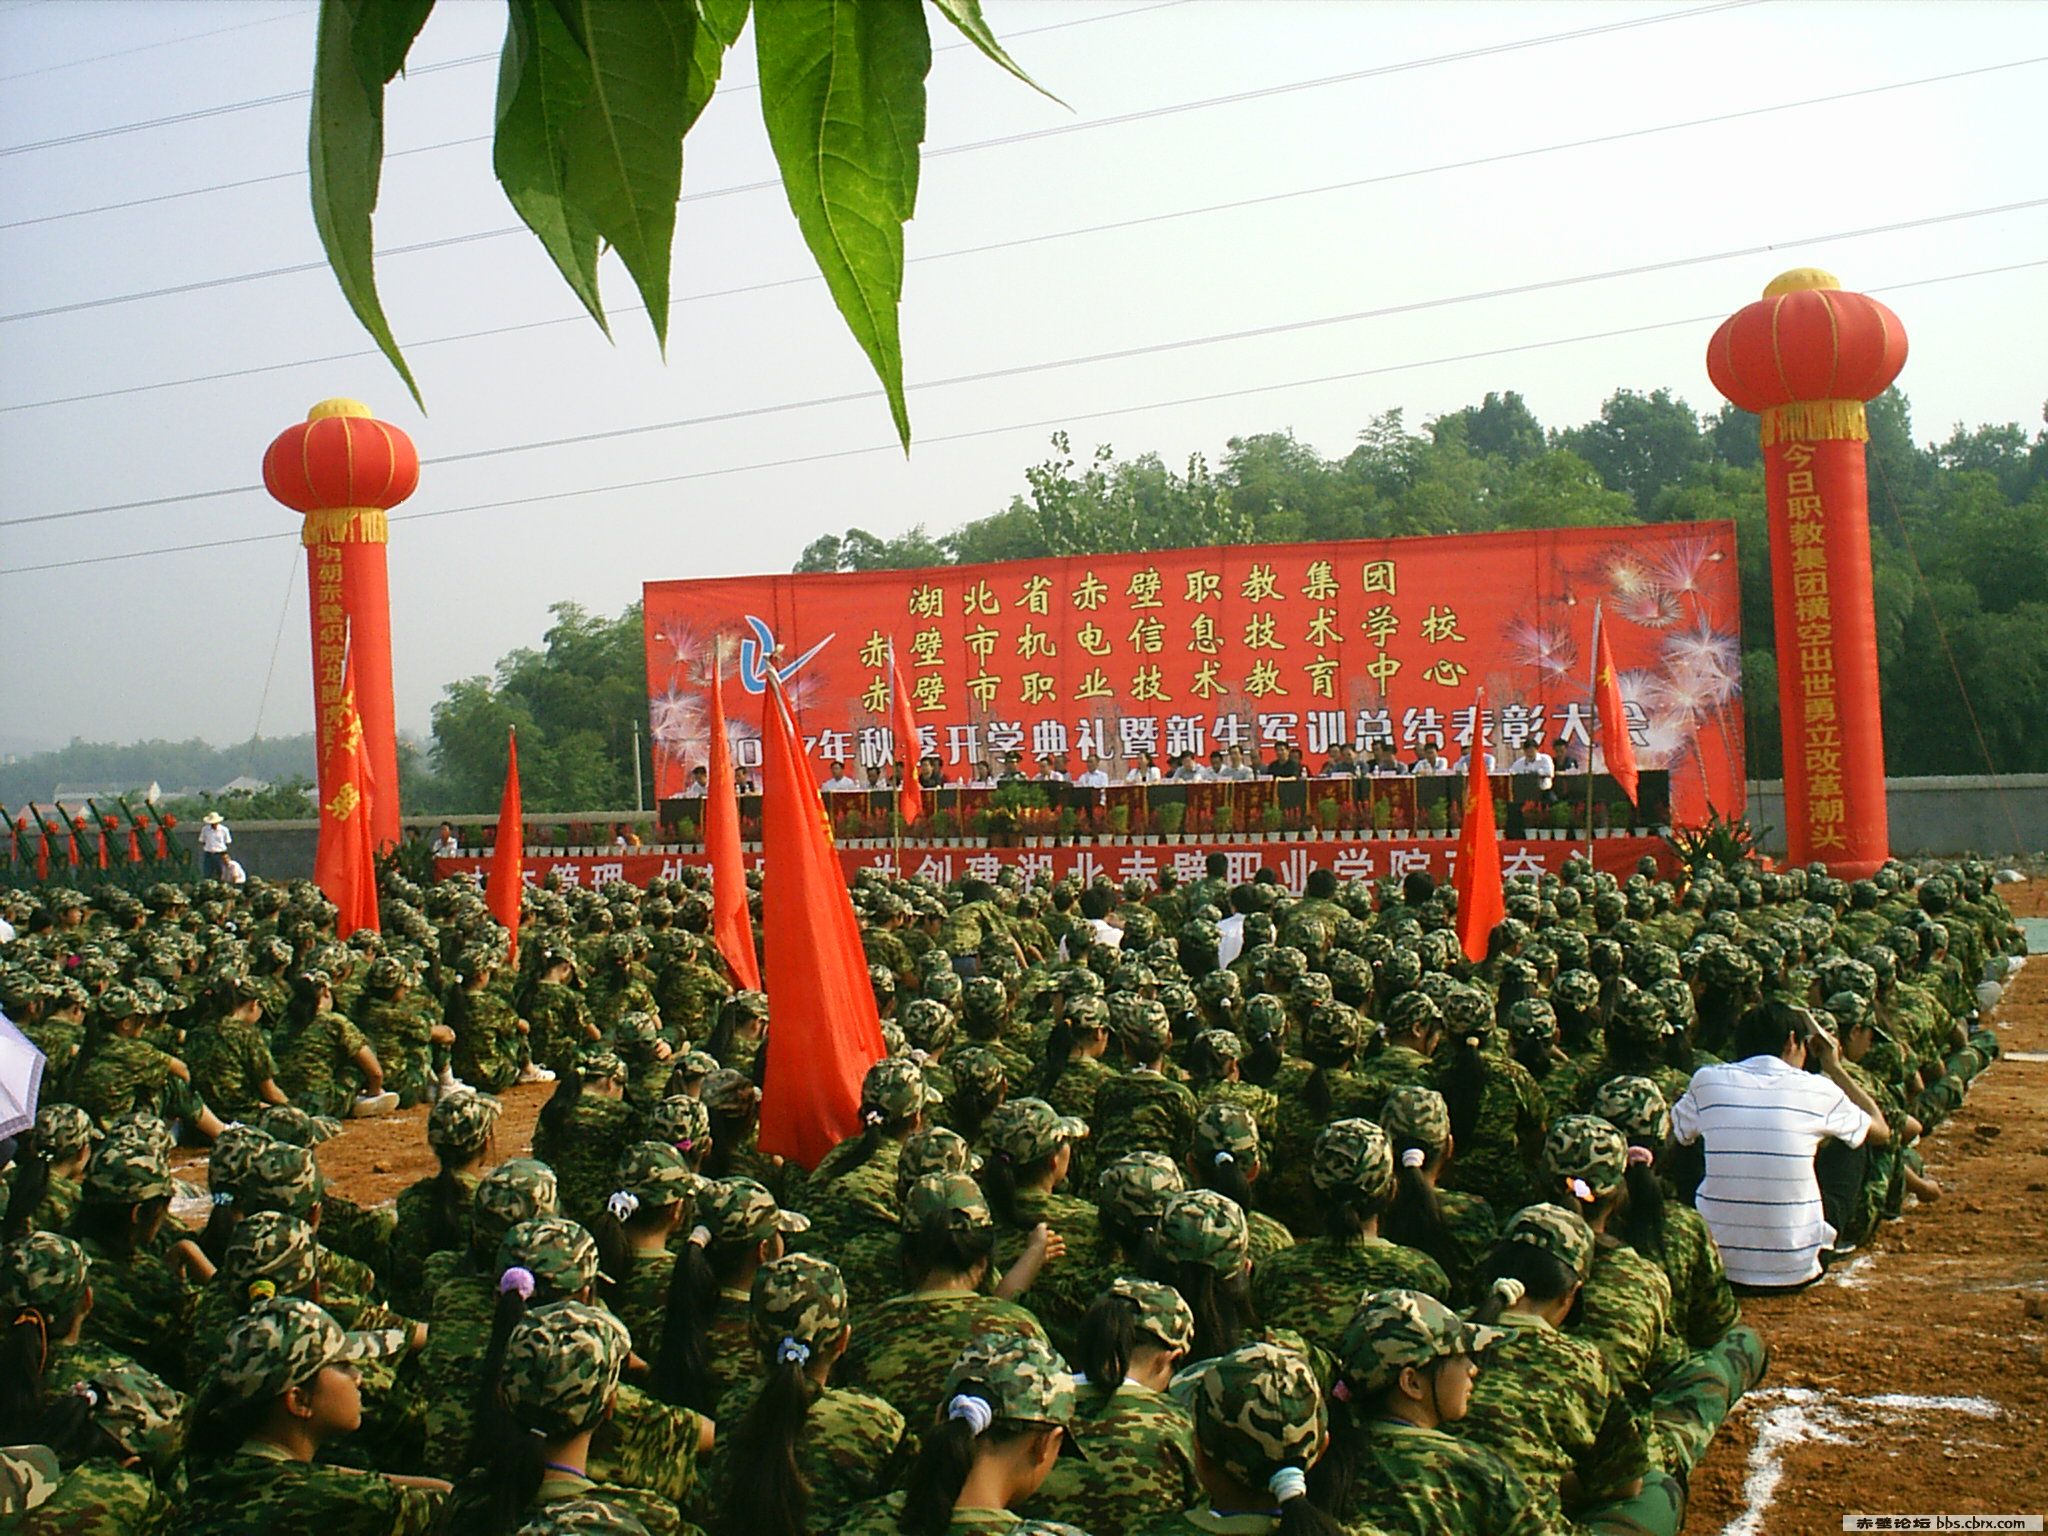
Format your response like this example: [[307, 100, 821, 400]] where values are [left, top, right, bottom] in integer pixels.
[[985, 1097, 1089, 1166], [1185, 1341, 1325, 1488], [674, 1049, 721, 1080], [428, 1088, 504, 1153], [901, 1171, 994, 1234], [609, 1140, 697, 1212], [1505, 997, 1558, 1042], [1377, 1085, 1451, 1152], [94, 983, 153, 1021], [214, 1296, 406, 1404], [751, 1251, 850, 1356], [1609, 988, 1671, 1045], [1440, 985, 1492, 1040], [82, 1122, 174, 1205], [475, 1158, 563, 1242], [1552, 969, 1602, 1012], [701, 1068, 762, 1116], [1301, 998, 1362, 1057], [223, 1210, 318, 1300], [698, 1177, 809, 1244], [1192, 1027, 1244, 1064], [646, 1093, 713, 1153], [945, 1045, 1009, 1100], [574, 1045, 627, 1083], [863, 1056, 944, 1120], [500, 1299, 631, 1435], [73, 1355, 185, 1473], [1339, 1288, 1506, 1394], [898, 1126, 982, 1193], [0, 1231, 91, 1317], [1542, 1114, 1629, 1198], [31, 1102, 98, 1161], [240, 1137, 321, 1216], [513, 1495, 655, 1536], [1190, 1100, 1261, 1168], [943, 1330, 1078, 1437], [255, 1104, 343, 1147], [1499, 1203, 1596, 1279], [1108, 1276, 1195, 1356], [362, 956, 408, 991], [1311, 1117, 1395, 1201], [1096, 1152, 1186, 1230], [899, 997, 959, 1054], [0, 1444, 60, 1517], [1156, 1188, 1249, 1274], [1588, 1075, 1671, 1146], [1384, 990, 1441, 1035], [497, 1215, 603, 1298], [1113, 997, 1174, 1055]]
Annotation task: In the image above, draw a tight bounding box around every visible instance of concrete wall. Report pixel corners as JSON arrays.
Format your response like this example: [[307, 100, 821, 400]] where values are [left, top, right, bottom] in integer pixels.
[[1746, 774, 2048, 859], [204, 779, 2048, 879]]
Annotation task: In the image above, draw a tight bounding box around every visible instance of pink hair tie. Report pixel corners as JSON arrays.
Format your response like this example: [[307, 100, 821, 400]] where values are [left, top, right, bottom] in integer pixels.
[[675, 1138, 695, 1152], [1330, 1379, 1352, 1403], [1567, 1177, 1594, 1202], [498, 1266, 537, 1299], [1625, 1146, 1655, 1167]]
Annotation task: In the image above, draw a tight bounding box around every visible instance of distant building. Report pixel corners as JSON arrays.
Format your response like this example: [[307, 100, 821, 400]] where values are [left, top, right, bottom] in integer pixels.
[[218, 775, 271, 796]]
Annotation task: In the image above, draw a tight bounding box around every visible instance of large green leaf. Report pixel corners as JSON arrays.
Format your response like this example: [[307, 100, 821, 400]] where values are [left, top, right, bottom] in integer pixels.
[[929, 0, 1061, 103], [309, 0, 435, 408], [495, 0, 609, 334], [755, 0, 929, 451]]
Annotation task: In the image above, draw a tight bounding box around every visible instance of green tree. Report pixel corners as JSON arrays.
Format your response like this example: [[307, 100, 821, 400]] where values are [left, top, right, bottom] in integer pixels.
[[1554, 388, 1709, 518]]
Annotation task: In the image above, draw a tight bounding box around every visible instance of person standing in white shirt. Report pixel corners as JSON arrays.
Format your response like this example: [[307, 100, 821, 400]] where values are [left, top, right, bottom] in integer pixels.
[[198, 811, 233, 880], [1506, 737, 1555, 792], [1672, 1001, 1889, 1291]]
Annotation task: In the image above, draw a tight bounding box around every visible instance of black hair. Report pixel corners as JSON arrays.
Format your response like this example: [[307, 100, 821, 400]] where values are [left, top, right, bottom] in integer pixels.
[[1241, 1019, 1287, 1089], [0, 1294, 91, 1445], [1034, 1015, 1096, 1099], [187, 1379, 280, 1464], [1312, 1365, 1462, 1521], [1323, 1179, 1396, 1243], [1, 1130, 50, 1242], [1381, 1140, 1446, 1262], [981, 1148, 1059, 1229], [198, 1187, 241, 1265], [716, 1349, 821, 1536], [1725, 995, 1798, 1061], [1096, 1202, 1163, 1277], [898, 1385, 1045, 1536], [1305, 869, 1338, 900], [1147, 1255, 1254, 1365], [1437, 1033, 1488, 1152], [1077, 1290, 1141, 1391], [703, 1100, 758, 1181], [652, 1234, 754, 1414], [424, 1151, 474, 1258], [1184, 1033, 1236, 1087], [1554, 994, 1602, 1056], [536, 1066, 585, 1145], [826, 1099, 917, 1180], [947, 1075, 1005, 1148], [1470, 1239, 1583, 1326], [464, 1282, 532, 1472], [1618, 1144, 1668, 1258], [1196, 1145, 1258, 1213], [1511, 1027, 1555, 1077], [706, 997, 761, 1065], [900, 1213, 999, 1292], [70, 1193, 170, 1261], [1079, 887, 1114, 921]]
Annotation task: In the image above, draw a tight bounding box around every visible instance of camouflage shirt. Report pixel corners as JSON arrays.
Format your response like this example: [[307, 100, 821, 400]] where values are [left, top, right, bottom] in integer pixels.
[[384, 1172, 478, 1312], [1251, 1236, 1451, 1358], [531, 1094, 643, 1229], [849, 1289, 1049, 1425], [525, 980, 595, 1075], [438, 1469, 681, 1536], [180, 1440, 441, 1535], [1652, 1203, 1740, 1351], [840, 1493, 1035, 1536], [417, 1268, 500, 1470], [1016, 1380, 1199, 1535], [589, 1383, 704, 1509], [707, 1383, 906, 1531], [1324, 1414, 1558, 1536], [13, 1459, 173, 1536], [72, 1036, 174, 1124], [273, 1011, 371, 1117], [607, 1246, 678, 1359], [1452, 1311, 1650, 1521], [70, 1236, 191, 1387], [993, 1190, 1107, 1356], [1428, 1056, 1549, 1215], [355, 999, 434, 1103], [1092, 1071, 1198, 1165], [1414, 1189, 1498, 1296], [448, 987, 525, 1093], [1577, 1238, 1680, 1398], [184, 1018, 278, 1122]]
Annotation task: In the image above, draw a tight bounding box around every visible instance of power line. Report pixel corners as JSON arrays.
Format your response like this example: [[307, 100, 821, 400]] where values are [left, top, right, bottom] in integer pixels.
[[0, 0, 1185, 160], [6, 196, 2038, 531], [6, 54, 2036, 409], [3, 256, 2038, 577], [0, 8, 299, 84], [0, 0, 1749, 259]]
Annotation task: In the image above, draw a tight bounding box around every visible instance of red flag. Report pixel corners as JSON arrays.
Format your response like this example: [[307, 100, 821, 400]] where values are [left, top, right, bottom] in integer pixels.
[[64, 820, 79, 868], [756, 677, 886, 1168], [35, 823, 48, 882], [94, 821, 108, 870], [1592, 605, 1640, 807], [127, 819, 141, 864], [1453, 696, 1506, 964], [705, 657, 762, 991], [890, 640, 923, 826], [485, 729, 524, 966], [314, 651, 380, 937]]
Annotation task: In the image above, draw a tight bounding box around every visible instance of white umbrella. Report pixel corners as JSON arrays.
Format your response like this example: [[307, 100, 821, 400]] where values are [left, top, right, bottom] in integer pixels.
[[0, 1008, 47, 1141]]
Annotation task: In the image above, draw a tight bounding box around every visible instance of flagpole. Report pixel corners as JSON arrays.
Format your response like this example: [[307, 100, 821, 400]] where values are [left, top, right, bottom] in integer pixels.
[[1586, 603, 1599, 870], [889, 637, 904, 874]]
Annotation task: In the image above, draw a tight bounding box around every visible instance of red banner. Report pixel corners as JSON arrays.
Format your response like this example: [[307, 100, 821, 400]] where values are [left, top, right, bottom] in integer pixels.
[[645, 524, 1744, 827], [436, 834, 1669, 897]]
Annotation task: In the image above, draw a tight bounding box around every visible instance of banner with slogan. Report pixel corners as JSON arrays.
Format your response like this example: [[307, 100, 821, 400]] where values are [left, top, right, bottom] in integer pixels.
[[644, 523, 1745, 826]]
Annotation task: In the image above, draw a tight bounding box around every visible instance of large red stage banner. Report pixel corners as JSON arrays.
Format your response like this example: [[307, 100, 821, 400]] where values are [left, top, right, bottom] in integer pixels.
[[437, 834, 1668, 897], [645, 524, 1744, 827]]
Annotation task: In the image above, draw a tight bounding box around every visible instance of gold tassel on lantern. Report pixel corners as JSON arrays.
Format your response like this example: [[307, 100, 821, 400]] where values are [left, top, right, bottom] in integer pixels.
[[1761, 398, 1869, 446]]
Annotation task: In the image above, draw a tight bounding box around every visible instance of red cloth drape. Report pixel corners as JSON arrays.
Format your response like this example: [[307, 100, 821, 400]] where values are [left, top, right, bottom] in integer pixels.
[[705, 661, 762, 991], [485, 730, 524, 966], [1453, 698, 1506, 964]]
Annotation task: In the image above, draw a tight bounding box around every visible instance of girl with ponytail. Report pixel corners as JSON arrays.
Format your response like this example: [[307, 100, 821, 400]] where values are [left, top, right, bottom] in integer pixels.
[[1377, 1086, 1499, 1295], [1187, 1102, 1294, 1262], [841, 1332, 1078, 1536], [1428, 984, 1547, 1215], [386, 1088, 501, 1310], [2, 1106, 92, 1240], [531, 1049, 639, 1229], [1033, 995, 1114, 1113], [652, 1176, 808, 1416], [1145, 1189, 1263, 1368], [712, 1253, 903, 1536], [591, 1140, 696, 1356], [1147, 1340, 1342, 1536]]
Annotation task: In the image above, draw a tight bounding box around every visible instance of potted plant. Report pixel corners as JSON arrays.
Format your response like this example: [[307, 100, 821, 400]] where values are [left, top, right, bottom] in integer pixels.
[[1257, 802, 1283, 842], [1371, 797, 1393, 840], [930, 807, 958, 846], [1315, 796, 1341, 841], [1158, 801, 1187, 844], [673, 813, 698, 849], [1550, 801, 1577, 841], [1427, 798, 1450, 837], [1591, 801, 1611, 840], [1055, 805, 1080, 845], [969, 809, 992, 848], [1106, 802, 1131, 846]]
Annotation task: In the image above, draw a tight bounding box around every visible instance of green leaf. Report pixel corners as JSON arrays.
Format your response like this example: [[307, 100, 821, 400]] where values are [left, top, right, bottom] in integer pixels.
[[309, 0, 435, 408], [698, 0, 751, 51], [755, 0, 930, 451], [928, 0, 1062, 104], [495, 1, 609, 334]]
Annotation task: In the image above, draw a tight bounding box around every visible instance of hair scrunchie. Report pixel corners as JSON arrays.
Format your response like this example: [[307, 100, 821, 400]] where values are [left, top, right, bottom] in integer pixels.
[[607, 1189, 642, 1221], [1399, 1147, 1428, 1169], [210, 1191, 234, 1207], [689, 1224, 713, 1248], [946, 1393, 995, 1435], [1213, 1150, 1235, 1166], [1489, 1276, 1528, 1308], [498, 1265, 537, 1300], [1268, 1466, 1309, 1503], [776, 1336, 811, 1367], [246, 1280, 277, 1303], [861, 1108, 887, 1128], [1625, 1145, 1655, 1167], [1567, 1177, 1594, 1203]]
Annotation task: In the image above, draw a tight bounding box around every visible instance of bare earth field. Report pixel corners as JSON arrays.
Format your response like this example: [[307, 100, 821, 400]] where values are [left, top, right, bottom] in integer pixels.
[[168, 883, 2048, 1532]]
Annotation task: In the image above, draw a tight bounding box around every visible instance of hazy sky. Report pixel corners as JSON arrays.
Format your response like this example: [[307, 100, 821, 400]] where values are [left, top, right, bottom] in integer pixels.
[[2, 0, 2043, 755]]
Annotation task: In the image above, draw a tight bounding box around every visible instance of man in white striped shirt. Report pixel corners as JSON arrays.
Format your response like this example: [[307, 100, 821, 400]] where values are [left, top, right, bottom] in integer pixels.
[[1672, 1000, 1890, 1292]]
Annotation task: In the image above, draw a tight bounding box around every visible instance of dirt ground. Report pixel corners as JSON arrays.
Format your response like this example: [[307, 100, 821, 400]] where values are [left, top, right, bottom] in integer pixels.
[[166, 880, 2048, 1532]]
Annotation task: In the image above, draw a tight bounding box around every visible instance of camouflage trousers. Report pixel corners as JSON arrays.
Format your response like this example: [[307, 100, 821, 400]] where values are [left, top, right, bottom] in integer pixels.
[[1650, 1325, 1768, 1476], [1576, 1468, 1686, 1536], [321, 1193, 398, 1280], [1912, 1035, 1996, 1128]]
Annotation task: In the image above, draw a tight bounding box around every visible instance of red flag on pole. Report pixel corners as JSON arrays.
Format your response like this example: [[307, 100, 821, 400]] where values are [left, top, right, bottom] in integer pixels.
[[314, 649, 380, 938], [126, 818, 141, 864], [94, 820, 108, 870], [485, 728, 524, 966], [890, 640, 923, 826], [1592, 604, 1640, 807], [756, 676, 886, 1169], [705, 656, 762, 991], [1453, 694, 1507, 964]]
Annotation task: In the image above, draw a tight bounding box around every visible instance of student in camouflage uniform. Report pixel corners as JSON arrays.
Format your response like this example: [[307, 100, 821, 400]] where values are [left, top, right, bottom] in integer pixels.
[[839, 1330, 1080, 1536], [447, 947, 541, 1093], [180, 1296, 442, 1533], [68, 986, 224, 1140], [256, 1105, 396, 1285], [1252, 1119, 1451, 1355], [386, 1090, 502, 1311], [657, 1177, 811, 1417], [1186, 1102, 1294, 1264], [1092, 999, 1197, 1165], [708, 1252, 906, 1536], [796, 1058, 945, 1258], [982, 1099, 1103, 1354], [1430, 985, 1549, 1213], [1018, 1278, 1200, 1534], [272, 971, 394, 1119], [64, 1122, 203, 1385], [351, 959, 447, 1108], [518, 946, 598, 1078], [532, 1049, 643, 1228], [184, 976, 287, 1123], [3, 1102, 96, 1236], [1377, 1086, 1499, 1294], [591, 1140, 697, 1356]]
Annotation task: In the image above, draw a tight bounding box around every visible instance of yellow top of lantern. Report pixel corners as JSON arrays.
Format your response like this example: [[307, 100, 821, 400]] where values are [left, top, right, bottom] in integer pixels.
[[1762, 268, 1840, 298], [307, 398, 374, 421]]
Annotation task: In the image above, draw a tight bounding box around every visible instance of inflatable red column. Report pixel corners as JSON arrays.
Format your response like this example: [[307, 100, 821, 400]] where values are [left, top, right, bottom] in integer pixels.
[[1707, 270, 1906, 878], [262, 399, 419, 853]]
